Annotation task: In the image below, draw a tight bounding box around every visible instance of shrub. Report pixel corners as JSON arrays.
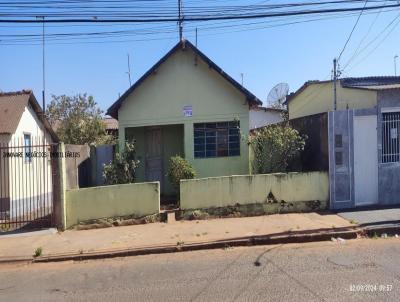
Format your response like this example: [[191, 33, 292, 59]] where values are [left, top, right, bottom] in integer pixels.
[[167, 156, 196, 190], [249, 123, 306, 174], [103, 141, 140, 185]]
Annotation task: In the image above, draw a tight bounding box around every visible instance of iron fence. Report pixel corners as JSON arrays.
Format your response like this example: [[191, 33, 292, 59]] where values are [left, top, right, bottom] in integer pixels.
[[0, 137, 59, 232]]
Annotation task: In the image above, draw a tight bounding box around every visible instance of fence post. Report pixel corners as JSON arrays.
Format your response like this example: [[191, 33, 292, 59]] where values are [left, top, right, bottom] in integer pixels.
[[57, 142, 67, 230]]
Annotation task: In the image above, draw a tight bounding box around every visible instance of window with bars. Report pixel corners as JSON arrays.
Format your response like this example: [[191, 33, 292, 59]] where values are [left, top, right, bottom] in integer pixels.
[[194, 121, 240, 158], [382, 112, 400, 163]]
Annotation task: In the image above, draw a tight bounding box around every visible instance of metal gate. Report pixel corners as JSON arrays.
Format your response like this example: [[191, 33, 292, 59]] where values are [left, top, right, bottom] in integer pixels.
[[0, 138, 59, 232]]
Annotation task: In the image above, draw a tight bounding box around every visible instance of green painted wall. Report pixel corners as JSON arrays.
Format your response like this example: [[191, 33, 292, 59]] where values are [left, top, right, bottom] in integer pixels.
[[65, 182, 160, 228], [126, 124, 183, 195], [180, 172, 329, 210], [118, 46, 250, 190]]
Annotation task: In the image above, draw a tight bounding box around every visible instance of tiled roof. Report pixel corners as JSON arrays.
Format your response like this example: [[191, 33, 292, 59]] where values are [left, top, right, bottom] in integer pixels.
[[0, 90, 31, 134], [0, 90, 59, 141], [103, 117, 118, 130], [341, 76, 400, 88]]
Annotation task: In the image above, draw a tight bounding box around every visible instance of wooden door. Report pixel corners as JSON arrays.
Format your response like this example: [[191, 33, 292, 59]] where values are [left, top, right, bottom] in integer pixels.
[[145, 128, 163, 184]]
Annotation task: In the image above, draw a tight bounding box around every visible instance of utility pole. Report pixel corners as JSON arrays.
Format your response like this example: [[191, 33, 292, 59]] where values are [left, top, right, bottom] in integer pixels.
[[127, 53, 132, 86], [178, 0, 183, 41], [195, 28, 198, 47], [333, 58, 337, 111], [36, 16, 45, 118], [395, 55, 398, 76], [240, 73, 244, 86]]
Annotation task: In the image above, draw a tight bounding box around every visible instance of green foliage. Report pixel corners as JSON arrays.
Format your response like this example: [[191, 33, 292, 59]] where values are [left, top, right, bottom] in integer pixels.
[[249, 123, 306, 174], [167, 156, 196, 190], [46, 94, 115, 145], [103, 141, 140, 185], [33, 247, 43, 258]]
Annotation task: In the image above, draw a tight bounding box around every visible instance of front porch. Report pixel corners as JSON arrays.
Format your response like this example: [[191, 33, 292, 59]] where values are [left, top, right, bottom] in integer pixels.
[[125, 124, 184, 198]]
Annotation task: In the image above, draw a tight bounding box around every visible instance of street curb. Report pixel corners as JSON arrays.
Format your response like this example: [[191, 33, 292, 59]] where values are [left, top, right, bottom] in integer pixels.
[[26, 228, 361, 264], [0, 257, 33, 266]]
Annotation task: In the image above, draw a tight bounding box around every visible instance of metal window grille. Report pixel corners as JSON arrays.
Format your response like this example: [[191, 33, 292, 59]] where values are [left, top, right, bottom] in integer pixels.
[[382, 112, 400, 163], [194, 121, 240, 158]]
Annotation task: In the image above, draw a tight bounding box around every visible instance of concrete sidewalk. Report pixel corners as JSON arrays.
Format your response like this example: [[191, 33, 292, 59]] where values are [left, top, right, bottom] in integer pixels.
[[0, 212, 354, 263]]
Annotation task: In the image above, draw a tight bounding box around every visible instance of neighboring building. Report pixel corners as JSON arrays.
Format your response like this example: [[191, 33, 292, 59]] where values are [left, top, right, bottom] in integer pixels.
[[0, 90, 58, 222], [249, 107, 284, 130], [286, 77, 400, 209], [103, 117, 118, 137], [107, 39, 280, 195], [286, 77, 400, 119]]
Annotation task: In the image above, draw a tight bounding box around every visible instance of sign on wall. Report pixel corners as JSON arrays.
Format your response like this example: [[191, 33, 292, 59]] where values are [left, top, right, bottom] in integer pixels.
[[183, 105, 192, 117]]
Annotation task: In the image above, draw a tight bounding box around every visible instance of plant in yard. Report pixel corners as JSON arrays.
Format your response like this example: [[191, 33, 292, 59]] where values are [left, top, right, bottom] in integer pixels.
[[167, 156, 196, 191], [33, 247, 43, 258], [249, 123, 306, 174], [103, 141, 140, 185]]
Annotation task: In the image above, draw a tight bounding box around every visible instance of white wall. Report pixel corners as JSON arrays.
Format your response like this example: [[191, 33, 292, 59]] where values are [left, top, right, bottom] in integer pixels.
[[249, 109, 283, 129], [7, 104, 54, 219]]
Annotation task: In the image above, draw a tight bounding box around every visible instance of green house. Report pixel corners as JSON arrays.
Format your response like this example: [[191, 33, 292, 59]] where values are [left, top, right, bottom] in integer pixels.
[[107, 40, 278, 195]]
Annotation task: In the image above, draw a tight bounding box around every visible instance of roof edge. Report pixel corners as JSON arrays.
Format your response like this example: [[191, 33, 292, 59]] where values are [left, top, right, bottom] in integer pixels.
[[106, 39, 262, 119]]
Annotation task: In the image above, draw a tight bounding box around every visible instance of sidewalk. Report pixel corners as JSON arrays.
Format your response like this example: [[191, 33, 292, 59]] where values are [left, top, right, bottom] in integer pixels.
[[0, 212, 356, 263]]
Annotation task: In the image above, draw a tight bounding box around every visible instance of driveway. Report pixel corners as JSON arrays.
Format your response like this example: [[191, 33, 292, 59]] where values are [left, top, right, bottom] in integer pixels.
[[337, 206, 400, 229]]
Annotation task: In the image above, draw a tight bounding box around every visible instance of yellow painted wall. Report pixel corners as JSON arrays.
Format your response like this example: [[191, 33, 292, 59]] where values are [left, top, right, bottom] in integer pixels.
[[65, 182, 160, 228], [118, 46, 250, 181], [180, 172, 329, 209], [288, 82, 377, 119]]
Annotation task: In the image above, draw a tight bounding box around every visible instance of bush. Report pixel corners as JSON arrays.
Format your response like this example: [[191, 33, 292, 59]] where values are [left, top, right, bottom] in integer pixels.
[[103, 141, 140, 185], [249, 123, 306, 174], [167, 156, 196, 190]]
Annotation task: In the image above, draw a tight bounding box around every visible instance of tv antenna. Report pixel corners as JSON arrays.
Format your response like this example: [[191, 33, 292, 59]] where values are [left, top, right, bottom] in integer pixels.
[[178, 0, 183, 41], [126, 53, 132, 86]]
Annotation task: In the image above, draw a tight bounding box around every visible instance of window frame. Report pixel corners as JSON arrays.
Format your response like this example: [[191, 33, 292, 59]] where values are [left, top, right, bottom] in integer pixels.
[[24, 133, 32, 164], [193, 121, 241, 159], [381, 111, 400, 164]]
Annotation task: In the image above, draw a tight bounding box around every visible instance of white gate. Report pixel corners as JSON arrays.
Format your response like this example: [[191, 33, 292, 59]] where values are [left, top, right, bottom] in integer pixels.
[[353, 115, 378, 206]]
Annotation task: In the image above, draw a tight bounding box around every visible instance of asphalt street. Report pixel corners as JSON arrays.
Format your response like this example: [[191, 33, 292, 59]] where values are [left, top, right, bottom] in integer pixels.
[[0, 238, 399, 302]]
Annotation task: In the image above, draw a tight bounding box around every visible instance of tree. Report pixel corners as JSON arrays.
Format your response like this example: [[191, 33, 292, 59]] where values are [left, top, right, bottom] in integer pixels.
[[103, 141, 140, 185], [249, 123, 306, 174], [46, 94, 114, 145]]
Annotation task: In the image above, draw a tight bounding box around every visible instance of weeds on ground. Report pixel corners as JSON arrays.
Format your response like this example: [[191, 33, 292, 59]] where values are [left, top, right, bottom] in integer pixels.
[[33, 247, 43, 258]]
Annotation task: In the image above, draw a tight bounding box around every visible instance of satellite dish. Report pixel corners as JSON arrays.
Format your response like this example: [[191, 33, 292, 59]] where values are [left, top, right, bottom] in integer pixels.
[[267, 83, 289, 108]]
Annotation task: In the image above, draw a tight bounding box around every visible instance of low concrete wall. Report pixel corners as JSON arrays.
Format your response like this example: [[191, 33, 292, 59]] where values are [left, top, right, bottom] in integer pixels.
[[180, 172, 329, 210], [65, 182, 160, 228]]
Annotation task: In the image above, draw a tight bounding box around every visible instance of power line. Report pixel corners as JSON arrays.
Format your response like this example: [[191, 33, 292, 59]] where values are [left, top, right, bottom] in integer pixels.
[[341, 0, 386, 69], [343, 12, 400, 73], [337, 0, 368, 62], [0, 2, 399, 23], [1, 8, 395, 45]]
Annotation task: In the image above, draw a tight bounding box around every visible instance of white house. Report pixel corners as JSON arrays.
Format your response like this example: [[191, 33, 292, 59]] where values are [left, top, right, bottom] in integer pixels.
[[0, 90, 58, 228]]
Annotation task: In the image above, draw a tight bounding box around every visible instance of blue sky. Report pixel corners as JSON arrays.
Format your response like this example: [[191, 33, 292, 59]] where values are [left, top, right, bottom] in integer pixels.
[[1, 1, 399, 113]]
